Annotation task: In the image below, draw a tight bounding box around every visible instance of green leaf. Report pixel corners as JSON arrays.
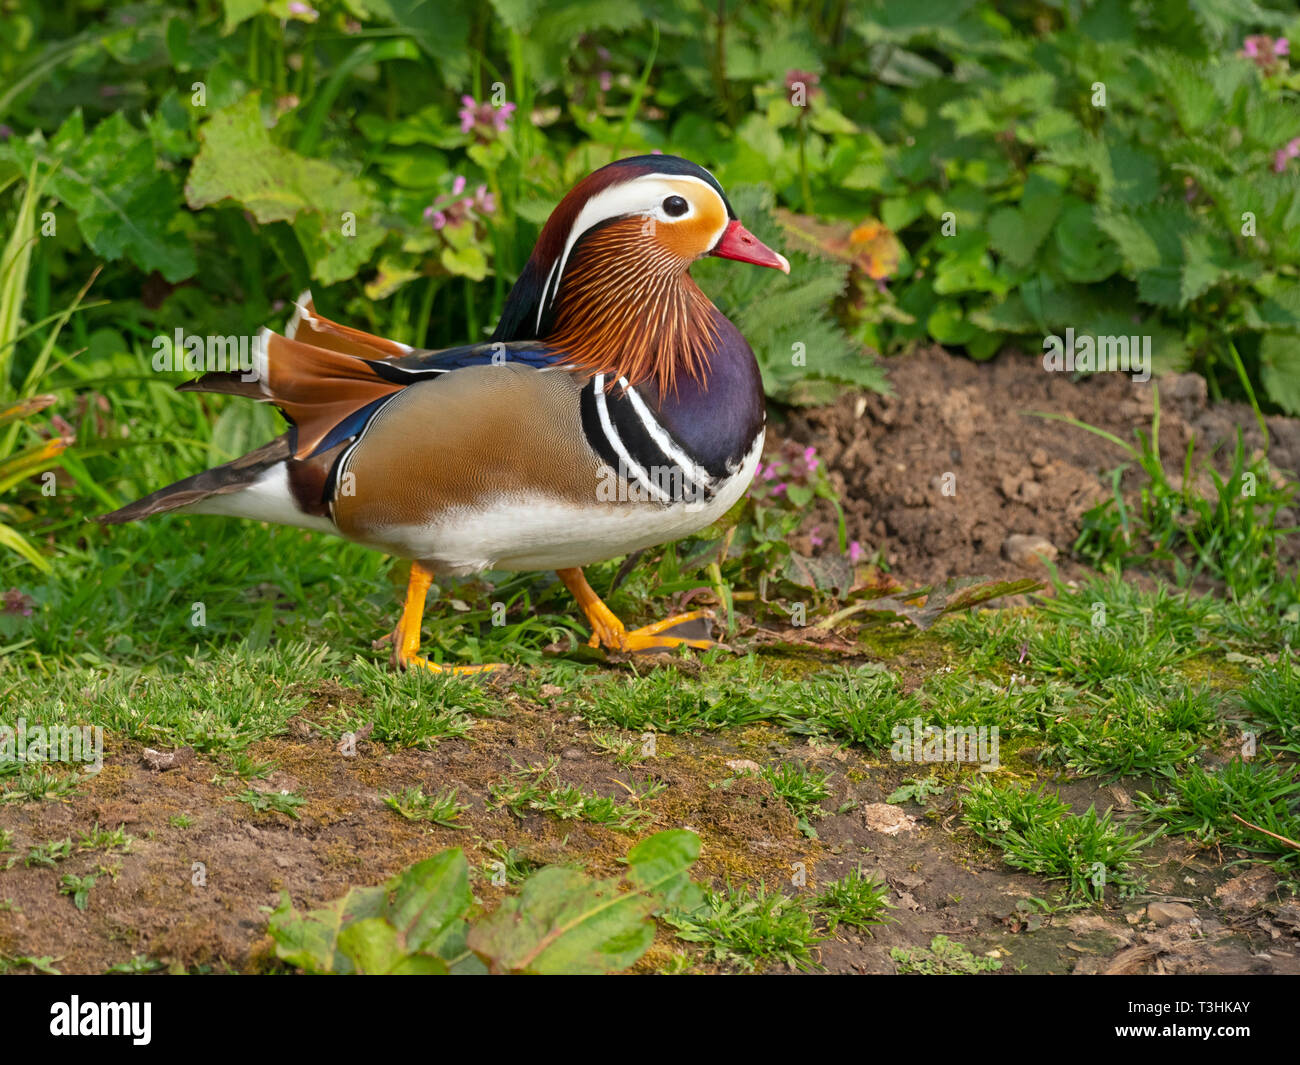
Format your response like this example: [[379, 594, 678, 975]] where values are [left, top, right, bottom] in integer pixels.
[[1260, 333, 1300, 415], [267, 890, 352, 973], [467, 866, 657, 974], [624, 829, 702, 912], [1053, 201, 1121, 283], [927, 303, 978, 345], [385, 850, 473, 957], [989, 171, 1064, 269], [185, 95, 384, 284], [219, 0, 263, 35], [467, 829, 700, 974], [208, 402, 282, 466], [29, 111, 197, 281]]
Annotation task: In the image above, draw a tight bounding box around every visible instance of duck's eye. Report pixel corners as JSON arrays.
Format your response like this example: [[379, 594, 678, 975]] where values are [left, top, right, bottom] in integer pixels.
[[662, 195, 689, 217]]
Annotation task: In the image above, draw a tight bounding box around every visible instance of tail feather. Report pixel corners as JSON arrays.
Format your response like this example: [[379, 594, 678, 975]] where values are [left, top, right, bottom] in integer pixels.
[[103, 297, 417, 527], [285, 290, 414, 360], [97, 437, 292, 524]]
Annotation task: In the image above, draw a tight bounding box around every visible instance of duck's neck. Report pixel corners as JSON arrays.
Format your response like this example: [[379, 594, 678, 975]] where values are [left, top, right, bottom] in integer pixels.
[[546, 220, 721, 395], [630, 307, 766, 477]]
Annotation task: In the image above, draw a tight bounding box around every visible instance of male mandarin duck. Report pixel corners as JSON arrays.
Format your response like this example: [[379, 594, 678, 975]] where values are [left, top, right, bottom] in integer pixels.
[[99, 155, 790, 671]]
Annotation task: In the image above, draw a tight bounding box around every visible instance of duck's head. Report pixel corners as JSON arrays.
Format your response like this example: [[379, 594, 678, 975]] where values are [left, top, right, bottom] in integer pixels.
[[494, 155, 789, 392]]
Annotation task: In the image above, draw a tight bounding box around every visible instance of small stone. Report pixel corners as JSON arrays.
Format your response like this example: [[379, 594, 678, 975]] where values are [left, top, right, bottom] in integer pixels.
[[862, 803, 917, 835], [1001, 534, 1058, 568], [1147, 901, 1196, 926], [561, 747, 583, 760], [142, 746, 195, 772], [1029, 448, 1049, 468]]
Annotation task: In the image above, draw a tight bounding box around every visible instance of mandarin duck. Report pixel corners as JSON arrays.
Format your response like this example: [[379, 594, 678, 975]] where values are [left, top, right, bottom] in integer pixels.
[[99, 155, 790, 671]]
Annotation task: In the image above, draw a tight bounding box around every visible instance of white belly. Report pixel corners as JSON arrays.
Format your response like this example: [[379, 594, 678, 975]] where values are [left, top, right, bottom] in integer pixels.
[[360, 433, 762, 574]]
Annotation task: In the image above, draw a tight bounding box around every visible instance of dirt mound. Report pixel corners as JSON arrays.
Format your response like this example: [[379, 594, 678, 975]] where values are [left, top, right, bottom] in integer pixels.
[[777, 346, 1300, 585]]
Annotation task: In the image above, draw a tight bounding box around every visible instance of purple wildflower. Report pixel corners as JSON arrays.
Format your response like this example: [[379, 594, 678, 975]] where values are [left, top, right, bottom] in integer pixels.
[[459, 95, 516, 139], [1274, 137, 1300, 173], [2, 589, 34, 617]]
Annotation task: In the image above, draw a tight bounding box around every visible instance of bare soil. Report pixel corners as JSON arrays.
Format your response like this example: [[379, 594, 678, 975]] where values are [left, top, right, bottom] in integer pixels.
[[2, 677, 1295, 975], [776, 345, 1300, 585]]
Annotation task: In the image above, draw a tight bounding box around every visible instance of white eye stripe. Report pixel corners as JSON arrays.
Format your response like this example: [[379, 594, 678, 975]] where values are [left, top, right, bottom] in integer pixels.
[[535, 173, 729, 333]]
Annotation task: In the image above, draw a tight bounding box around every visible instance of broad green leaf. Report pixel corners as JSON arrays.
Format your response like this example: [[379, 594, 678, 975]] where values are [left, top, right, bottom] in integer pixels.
[[1053, 201, 1121, 283], [336, 918, 449, 975], [989, 171, 1064, 270], [185, 95, 384, 284], [386, 850, 472, 957], [208, 402, 282, 466], [467, 829, 701, 974], [467, 866, 657, 975], [267, 890, 349, 973], [35, 111, 196, 282], [219, 0, 263, 34], [1260, 333, 1300, 415]]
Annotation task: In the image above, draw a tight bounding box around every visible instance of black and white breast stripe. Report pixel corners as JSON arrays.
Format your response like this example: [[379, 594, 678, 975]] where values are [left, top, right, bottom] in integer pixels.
[[579, 373, 721, 505]]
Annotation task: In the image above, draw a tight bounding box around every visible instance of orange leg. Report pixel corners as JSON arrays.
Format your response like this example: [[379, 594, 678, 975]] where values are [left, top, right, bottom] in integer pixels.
[[556, 567, 715, 653], [391, 562, 500, 674]]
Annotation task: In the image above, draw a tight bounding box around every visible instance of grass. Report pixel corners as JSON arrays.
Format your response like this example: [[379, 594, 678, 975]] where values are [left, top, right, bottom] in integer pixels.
[[1043, 384, 1298, 602], [664, 883, 825, 972], [1236, 656, 1300, 755], [781, 667, 922, 749], [229, 788, 307, 820], [488, 761, 663, 831], [1042, 678, 1219, 780], [815, 868, 892, 933], [891, 936, 1001, 975], [760, 761, 832, 827], [1137, 760, 1300, 867], [382, 786, 470, 828], [962, 777, 1156, 900]]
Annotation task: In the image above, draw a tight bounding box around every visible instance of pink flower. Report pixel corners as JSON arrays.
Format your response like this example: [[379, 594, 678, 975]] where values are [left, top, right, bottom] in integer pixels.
[[492, 101, 516, 131], [1243, 34, 1290, 71], [458, 96, 477, 133], [848, 541, 863, 564], [785, 69, 820, 93], [2, 588, 34, 617], [459, 96, 516, 138], [287, 1, 319, 20], [424, 175, 498, 231], [803, 445, 818, 471], [1274, 137, 1300, 173]]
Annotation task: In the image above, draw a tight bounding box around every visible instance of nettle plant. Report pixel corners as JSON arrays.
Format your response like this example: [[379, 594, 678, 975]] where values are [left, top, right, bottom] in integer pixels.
[[267, 829, 700, 975], [850, 7, 1300, 411]]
